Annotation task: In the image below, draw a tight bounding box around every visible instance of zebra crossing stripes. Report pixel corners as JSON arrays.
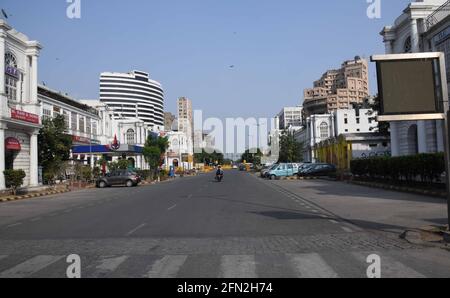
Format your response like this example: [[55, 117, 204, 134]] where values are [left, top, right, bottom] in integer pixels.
[[289, 253, 338, 278], [146, 255, 188, 278], [0, 255, 64, 278], [220, 255, 257, 278], [351, 252, 426, 279], [89, 255, 129, 278], [0, 252, 440, 278]]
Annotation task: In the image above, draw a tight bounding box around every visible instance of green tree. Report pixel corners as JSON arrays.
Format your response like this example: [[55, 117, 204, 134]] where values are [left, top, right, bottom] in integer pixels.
[[367, 95, 389, 135], [38, 115, 72, 183], [278, 131, 303, 163], [194, 149, 224, 165], [240, 149, 263, 165], [4, 169, 26, 195], [143, 135, 169, 179]]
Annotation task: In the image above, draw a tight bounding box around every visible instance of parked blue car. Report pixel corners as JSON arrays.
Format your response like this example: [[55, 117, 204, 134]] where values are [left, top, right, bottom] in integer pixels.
[[267, 163, 300, 180]]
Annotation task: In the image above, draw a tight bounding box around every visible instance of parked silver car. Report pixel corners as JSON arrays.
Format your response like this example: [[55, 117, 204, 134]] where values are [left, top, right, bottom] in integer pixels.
[[96, 170, 141, 188]]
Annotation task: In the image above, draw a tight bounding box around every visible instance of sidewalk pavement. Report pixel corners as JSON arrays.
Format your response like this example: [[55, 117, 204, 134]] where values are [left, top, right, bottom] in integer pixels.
[[269, 178, 448, 235]]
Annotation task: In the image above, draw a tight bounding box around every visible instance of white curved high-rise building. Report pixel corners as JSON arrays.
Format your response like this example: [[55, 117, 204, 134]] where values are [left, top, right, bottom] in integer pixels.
[[99, 70, 164, 128]]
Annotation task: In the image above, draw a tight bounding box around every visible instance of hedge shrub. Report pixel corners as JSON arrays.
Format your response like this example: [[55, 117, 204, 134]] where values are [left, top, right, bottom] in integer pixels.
[[350, 153, 445, 184], [4, 169, 26, 195]]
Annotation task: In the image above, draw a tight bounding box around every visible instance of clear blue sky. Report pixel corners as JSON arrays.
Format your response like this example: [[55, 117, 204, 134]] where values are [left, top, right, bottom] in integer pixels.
[[2, 0, 411, 119]]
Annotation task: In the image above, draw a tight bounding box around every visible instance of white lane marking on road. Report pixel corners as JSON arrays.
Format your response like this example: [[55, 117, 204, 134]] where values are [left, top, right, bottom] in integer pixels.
[[312, 210, 319, 213], [30, 217, 42, 222], [90, 256, 129, 278], [220, 255, 257, 278], [168, 204, 177, 211], [329, 220, 339, 224], [352, 252, 425, 278], [146, 255, 188, 278], [289, 253, 338, 278], [6, 222, 22, 228], [126, 223, 147, 237], [0, 255, 64, 278], [341, 227, 353, 233], [187, 194, 193, 199]]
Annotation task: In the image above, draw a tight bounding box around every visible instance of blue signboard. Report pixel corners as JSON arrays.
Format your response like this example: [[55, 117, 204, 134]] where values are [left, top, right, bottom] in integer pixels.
[[5, 66, 20, 78]]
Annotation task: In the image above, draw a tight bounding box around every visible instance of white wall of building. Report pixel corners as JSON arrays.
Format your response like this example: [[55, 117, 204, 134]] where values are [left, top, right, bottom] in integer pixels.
[[0, 20, 41, 190], [295, 109, 379, 162]]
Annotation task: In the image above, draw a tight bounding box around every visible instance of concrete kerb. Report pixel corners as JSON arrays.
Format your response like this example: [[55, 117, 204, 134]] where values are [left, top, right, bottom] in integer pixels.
[[0, 188, 71, 204]]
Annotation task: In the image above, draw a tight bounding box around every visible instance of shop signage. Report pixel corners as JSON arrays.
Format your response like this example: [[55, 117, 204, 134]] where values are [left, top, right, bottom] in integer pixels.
[[72, 135, 91, 144], [110, 135, 120, 151], [5, 137, 21, 151], [11, 109, 40, 124], [5, 66, 20, 78], [433, 26, 450, 45]]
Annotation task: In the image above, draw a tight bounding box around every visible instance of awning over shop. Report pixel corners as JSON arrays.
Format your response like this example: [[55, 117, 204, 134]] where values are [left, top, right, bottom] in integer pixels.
[[72, 144, 144, 155], [5, 137, 21, 151]]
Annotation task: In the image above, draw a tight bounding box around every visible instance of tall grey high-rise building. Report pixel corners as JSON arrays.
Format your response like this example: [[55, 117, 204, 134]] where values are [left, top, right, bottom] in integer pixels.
[[177, 97, 193, 140], [99, 70, 164, 129]]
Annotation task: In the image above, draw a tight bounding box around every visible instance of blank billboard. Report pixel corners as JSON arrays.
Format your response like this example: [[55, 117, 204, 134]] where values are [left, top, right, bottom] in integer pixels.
[[377, 59, 442, 115]]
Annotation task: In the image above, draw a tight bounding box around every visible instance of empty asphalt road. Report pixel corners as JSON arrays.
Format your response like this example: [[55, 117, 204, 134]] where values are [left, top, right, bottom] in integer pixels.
[[0, 171, 449, 278]]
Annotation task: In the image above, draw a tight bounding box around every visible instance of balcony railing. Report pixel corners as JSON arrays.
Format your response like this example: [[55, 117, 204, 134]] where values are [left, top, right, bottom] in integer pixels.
[[426, 0, 450, 30]]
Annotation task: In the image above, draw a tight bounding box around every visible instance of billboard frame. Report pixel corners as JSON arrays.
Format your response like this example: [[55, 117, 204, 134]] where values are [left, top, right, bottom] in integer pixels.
[[371, 52, 448, 121]]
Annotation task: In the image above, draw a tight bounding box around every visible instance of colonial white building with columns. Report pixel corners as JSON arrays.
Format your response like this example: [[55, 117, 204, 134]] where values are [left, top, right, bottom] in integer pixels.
[[0, 20, 41, 191], [295, 109, 383, 162], [380, 0, 449, 156]]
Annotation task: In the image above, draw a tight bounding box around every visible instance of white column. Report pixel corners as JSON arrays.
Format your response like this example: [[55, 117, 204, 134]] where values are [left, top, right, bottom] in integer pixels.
[[384, 40, 393, 54], [410, 19, 420, 53], [30, 55, 38, 103], [390, 122, 400, 156], [417, 121, 428, 153], [0, 127, 5, 190], [29, 132, 39, 187], [0, 34, 5, 96], [437, 120, 445, 152]]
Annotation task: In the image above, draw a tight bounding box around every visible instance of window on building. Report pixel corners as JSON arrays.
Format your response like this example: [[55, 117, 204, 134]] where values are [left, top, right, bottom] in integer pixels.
[[5, 52, 19, 102], [92, 121, 98, 136], [404, 36, 412, 53], [71, 112, 78, 131], [43, 106, 52, 121], [319, 122, 329, 139], [53, 106, 61, 115], [127, 129, 136, 145], [344, 118, 348, 124], [63, 111, 70, 129], [86, 118, 91, 135], [79, 116, 85, 133], [356, 118, 360, 124]]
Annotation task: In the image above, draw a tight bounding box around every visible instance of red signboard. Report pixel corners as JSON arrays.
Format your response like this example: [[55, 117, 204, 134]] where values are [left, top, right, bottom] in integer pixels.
[[72, 135, 91, 144], [5, 137, 21, 151], [10, 109, 40, 124]]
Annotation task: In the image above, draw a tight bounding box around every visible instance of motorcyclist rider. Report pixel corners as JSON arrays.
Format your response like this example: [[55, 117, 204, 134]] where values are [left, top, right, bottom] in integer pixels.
[[216, 166, 224, 180]]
